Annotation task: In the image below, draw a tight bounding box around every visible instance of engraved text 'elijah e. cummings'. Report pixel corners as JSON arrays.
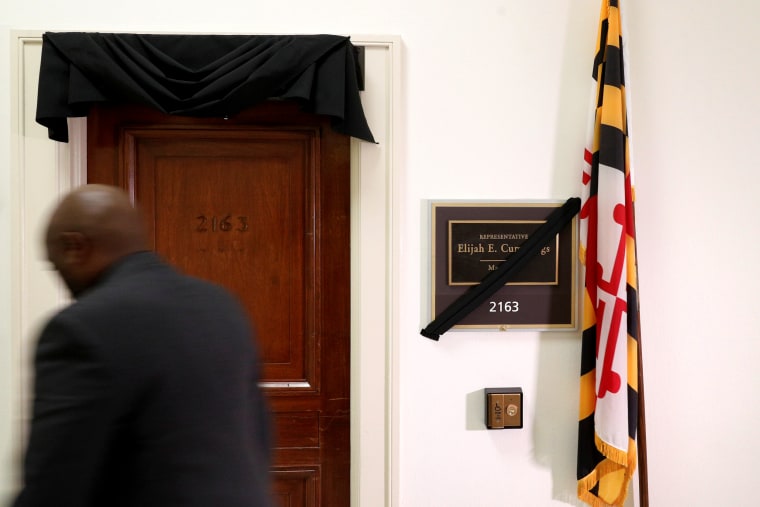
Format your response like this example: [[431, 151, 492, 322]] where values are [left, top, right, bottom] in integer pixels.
[[448, 220, 559, 286]]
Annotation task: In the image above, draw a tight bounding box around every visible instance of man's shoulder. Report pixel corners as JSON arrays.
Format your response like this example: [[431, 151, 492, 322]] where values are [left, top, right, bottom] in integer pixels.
[[46, 268, 249, 365], [72, 256, 240, 319]]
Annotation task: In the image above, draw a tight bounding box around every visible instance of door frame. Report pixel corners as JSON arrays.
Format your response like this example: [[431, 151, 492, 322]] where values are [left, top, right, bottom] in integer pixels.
[[8, 32, 401, 507]]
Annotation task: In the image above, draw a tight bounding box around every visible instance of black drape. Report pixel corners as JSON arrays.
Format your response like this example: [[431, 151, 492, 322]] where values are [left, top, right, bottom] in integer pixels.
[[36, 32, 375, 143]]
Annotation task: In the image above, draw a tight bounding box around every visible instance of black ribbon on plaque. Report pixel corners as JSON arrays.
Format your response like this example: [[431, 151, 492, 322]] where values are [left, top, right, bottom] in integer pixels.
[[420, 197, 581, 340]]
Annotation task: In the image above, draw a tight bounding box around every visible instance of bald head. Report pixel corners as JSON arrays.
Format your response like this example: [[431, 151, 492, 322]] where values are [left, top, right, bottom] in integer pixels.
[[46, 185, 148, 297]]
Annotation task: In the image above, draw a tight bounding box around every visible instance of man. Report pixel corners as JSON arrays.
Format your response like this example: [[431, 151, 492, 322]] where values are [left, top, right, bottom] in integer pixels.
[[14, 184, 274, 506]]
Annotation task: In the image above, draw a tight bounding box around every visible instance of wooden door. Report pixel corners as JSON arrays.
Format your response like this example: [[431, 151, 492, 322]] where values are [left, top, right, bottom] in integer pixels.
[[87, 102, 351, 507]]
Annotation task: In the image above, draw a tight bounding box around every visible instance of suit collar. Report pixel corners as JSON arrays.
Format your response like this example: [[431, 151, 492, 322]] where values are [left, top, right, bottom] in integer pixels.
[[93, 250, 165, 287]]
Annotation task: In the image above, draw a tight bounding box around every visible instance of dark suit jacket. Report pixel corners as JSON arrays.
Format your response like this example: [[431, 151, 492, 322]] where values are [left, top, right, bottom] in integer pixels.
[[14, 252, 274, 507]]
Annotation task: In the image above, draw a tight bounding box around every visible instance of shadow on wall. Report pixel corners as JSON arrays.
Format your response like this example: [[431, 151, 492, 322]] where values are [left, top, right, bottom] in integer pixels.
[[533, 332, 585, 506]]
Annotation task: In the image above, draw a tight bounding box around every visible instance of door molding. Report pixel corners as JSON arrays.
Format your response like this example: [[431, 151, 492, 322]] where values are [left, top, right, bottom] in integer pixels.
[[8, 31, 401, 507]]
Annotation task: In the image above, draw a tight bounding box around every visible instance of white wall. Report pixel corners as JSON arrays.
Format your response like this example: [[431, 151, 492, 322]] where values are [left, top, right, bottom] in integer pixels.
[[3, 1, 760, 506], [1, 28, 15, 502], [0, 26, 14, 507]]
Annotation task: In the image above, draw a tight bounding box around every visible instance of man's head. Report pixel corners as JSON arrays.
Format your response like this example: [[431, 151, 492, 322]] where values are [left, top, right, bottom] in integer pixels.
[[45, 184, 148, 297]]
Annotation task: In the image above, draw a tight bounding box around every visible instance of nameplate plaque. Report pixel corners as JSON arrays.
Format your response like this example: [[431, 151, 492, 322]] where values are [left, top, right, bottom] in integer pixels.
[[430, 202, 577, 331]]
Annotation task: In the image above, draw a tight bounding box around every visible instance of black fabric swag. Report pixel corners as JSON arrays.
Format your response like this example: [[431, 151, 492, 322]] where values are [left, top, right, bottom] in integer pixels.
[[36, 32, 375, 143]]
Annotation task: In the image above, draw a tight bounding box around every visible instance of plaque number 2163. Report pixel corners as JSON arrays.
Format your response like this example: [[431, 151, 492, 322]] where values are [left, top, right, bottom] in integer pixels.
[[489, 301, 519, 313]]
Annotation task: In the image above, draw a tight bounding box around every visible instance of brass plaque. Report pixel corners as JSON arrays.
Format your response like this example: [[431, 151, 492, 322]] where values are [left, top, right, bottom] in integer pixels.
[[431, 202, 577, 331]]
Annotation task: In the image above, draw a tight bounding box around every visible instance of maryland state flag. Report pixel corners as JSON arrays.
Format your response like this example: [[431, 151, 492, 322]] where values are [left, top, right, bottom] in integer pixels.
[[577, 1, 641, 506]]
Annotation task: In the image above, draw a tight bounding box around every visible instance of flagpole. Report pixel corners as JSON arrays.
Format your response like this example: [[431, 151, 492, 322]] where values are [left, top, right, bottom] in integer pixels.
[[621, 0, 648, 502], [636, 315, 649, 506]]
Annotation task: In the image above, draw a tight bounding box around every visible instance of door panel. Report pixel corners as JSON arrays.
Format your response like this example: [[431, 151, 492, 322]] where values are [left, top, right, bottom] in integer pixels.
[[87, 102, 350, 507], [131, 129, 313, 385]]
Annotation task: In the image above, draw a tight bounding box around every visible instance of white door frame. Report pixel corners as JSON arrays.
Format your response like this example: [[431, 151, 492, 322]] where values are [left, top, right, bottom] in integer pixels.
[[8, 32, 401, 507]]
